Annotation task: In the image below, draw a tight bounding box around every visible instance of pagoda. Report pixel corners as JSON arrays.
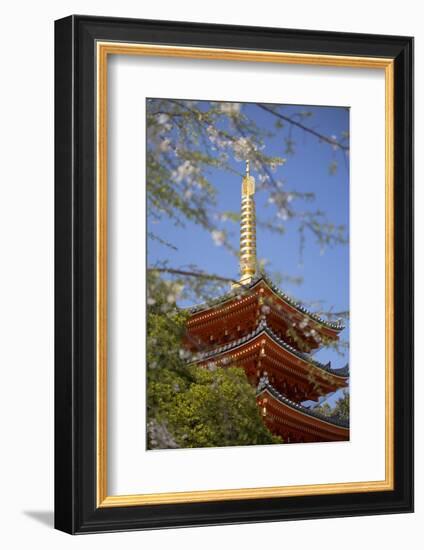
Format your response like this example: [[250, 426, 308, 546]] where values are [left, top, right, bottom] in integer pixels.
[[184, 161, 349, 444]]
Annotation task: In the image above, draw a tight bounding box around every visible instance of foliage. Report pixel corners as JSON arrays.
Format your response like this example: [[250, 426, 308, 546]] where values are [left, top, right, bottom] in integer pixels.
[[333, 390, 350, 420], [146, 273, 280, 449], [313, 390, 350, 421], [313, 402, 333, 417], [149, 365, 281, 449]]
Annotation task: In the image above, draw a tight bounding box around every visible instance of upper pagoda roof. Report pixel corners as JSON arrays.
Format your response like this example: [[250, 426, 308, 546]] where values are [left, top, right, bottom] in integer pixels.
[[257, 375, 349, 429], [190, 319, 349, 380], [187, 275, 344, 332]]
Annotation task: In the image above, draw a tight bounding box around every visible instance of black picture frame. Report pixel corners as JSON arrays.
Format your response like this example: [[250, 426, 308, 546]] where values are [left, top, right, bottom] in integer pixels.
[[55, 15, 414, 534]]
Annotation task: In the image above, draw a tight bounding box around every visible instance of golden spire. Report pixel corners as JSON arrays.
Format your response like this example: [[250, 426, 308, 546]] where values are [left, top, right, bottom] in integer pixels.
[[238, 160, 257, 285]]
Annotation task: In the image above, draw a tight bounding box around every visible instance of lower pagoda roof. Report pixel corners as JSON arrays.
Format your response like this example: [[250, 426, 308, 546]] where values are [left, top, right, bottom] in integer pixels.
[[189, 319, 349, 381], [256, 375, 349, 430]]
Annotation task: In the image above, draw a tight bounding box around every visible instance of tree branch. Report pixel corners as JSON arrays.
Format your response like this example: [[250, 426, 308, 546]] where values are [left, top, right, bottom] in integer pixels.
[[257, 104, 349, 152], [148, 267, 237, 284]]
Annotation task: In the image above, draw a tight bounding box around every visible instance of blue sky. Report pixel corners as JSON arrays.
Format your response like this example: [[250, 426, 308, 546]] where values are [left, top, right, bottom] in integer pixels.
[[147, 101, 349, 404]]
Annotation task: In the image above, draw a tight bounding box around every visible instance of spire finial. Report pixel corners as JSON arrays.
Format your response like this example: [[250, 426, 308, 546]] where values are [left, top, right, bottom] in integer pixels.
[[235, 160, 257, 287]]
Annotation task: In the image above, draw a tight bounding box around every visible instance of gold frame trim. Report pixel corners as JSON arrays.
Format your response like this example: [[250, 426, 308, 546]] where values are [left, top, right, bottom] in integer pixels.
[[96, 42, 395, 508]]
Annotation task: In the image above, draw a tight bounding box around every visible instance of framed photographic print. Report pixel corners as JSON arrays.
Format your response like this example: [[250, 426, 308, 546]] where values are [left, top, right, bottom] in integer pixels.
[[54, 15, 414, 533]]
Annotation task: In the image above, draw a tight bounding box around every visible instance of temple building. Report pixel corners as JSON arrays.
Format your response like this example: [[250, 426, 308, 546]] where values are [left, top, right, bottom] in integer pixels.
[[184, 161, 349, 444]]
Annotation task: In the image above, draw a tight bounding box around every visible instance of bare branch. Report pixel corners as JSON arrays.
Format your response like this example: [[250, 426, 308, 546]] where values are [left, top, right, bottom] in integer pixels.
[[148, 267, 237, 284], [257, 104, 349, 152]]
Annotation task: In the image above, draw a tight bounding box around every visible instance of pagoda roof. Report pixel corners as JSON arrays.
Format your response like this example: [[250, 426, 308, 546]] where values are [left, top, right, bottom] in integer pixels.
[[190, 319, 349, 380], [257, 376, 349, 429], [187, 275, 344, 332]]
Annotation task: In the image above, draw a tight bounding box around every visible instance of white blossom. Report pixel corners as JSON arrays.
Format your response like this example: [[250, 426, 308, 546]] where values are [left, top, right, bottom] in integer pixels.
[[154, 113, 171, 134], [172, 160, 199, 183], [277, 208, 288, 220], [165, 282, 184, 303], [211, 230, 225, 246], [206, 125, 231, 149], [159, 138, 171, 152], [232, 137, 252, 161], [258, 173, 270, 184], [157, 113, 169, 125], [219, 102, 241, 115], [179, 348, 192, 361]]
